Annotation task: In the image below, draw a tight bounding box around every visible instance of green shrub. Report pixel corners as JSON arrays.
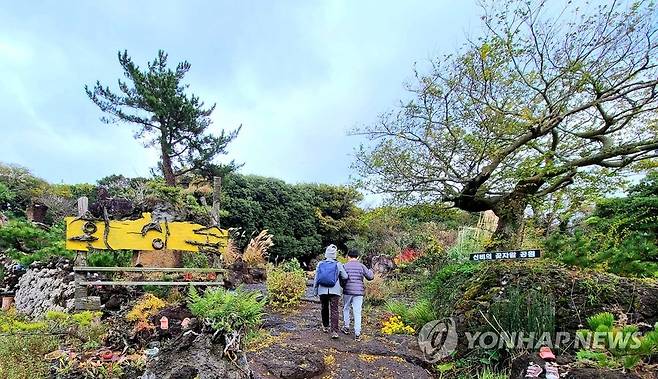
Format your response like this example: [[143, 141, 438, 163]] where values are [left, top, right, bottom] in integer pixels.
[[576, 313, 658, 369], [188, 286, 265, 335], [544, 231, 658, 278], [0, 220, 72, 265], [182, 252, 210, 268], [0, 334, 59, 379], [385, 299, 437, 330], [87, 249, 132, 267], [544, 173, 658, 278], [447, 227, 488, 260], [385, 300, 409, 321], [425, 262, 480, 317], [0, 163, 49, 218], [587, 312, 614, 331], [0, 309, 107, 379], [44, 310, 106, 349], [401, 243, 449, 275], [0, 182, 16, 211], [407, 299, 438, 329], [266, 261, 307, 309], [0, 310, 47, 332], [576, 350, 612, 367]]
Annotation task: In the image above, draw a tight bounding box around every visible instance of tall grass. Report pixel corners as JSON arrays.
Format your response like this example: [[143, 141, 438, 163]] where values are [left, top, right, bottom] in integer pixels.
[[242, 230, 274, 267], [488, 287, 556, 338]]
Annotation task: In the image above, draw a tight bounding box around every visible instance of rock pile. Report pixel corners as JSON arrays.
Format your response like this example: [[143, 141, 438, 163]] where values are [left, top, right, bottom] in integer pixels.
[[0, 252, 26, 293], [14, 257, 76, 318]]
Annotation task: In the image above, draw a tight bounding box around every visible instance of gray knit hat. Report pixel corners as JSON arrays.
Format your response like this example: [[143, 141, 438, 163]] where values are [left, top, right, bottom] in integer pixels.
[[324, 244, 338, 259]]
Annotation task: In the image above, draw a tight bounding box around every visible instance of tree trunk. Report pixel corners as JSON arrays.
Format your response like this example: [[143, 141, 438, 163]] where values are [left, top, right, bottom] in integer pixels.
[[489, 191, 533, 250], [161, 144, 176, 186]]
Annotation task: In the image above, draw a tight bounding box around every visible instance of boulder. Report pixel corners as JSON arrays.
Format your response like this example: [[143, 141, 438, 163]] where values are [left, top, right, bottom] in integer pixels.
[[141, 333, 251, 379], [371, 255, 395, 275]]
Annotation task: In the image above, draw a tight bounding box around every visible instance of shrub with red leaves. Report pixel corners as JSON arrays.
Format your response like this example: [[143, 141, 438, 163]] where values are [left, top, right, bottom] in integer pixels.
[[393, 247, 421, 266]]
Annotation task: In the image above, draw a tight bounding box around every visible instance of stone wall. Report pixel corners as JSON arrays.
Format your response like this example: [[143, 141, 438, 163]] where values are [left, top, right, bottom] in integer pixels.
[[15, 258, 75, 318]]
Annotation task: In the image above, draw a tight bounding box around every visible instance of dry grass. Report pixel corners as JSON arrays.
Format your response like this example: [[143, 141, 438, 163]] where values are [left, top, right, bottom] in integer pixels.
[[365, 274, 390, 305], [243, 230, 274, 267], [223, 238, 241, 266]]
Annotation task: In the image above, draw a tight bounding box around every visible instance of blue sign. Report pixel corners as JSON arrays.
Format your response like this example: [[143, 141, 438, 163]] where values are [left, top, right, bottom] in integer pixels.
[[469, 249, 541, 261]]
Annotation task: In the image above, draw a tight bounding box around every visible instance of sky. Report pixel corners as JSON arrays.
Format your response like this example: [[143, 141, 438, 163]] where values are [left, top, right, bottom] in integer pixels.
[[0, 1, 480, 189]]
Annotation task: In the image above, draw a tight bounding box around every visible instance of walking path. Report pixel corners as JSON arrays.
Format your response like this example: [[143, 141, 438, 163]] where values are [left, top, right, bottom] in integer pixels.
[[247, 301, 432, 379]]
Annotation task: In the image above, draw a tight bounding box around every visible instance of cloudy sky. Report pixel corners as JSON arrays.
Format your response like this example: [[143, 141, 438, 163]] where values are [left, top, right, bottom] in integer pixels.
[[0, 1, 480, 187]]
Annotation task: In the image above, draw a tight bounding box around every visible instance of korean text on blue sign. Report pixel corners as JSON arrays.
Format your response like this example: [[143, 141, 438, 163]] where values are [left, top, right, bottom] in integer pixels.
[[469, 249, 541, 261]]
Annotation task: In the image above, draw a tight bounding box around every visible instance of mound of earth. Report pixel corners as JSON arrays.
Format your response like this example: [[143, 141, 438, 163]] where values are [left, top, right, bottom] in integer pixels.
[[438, 261, 658, 336], [432, 260, 658, 378]]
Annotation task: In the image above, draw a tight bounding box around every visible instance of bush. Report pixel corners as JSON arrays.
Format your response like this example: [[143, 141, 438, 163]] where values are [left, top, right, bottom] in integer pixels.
[[544, 173, 658, 278], [0, 163, 49, 218], [364, 274, 389, 305], [447, 227, 488, 260], [126, 293, 166, 323], [406, 299, 438, 329], [266, 261, 307, 309], [0, 309, 107, 379], [544, 230, 658, 278], [87, 249, 132, 267], [587, 312, 614, 331], [0, 220, 72, 265], [425, 262, 480, 317], [182, 252, 210, 268], [0, 334, 58, 379], [187, 286, 265, 335], [576, 312, 658, 369], [385, 299, 437, 330], [44, 310, 106, 349], [400, 243, 449, 276], [0, 309, 47, 332]]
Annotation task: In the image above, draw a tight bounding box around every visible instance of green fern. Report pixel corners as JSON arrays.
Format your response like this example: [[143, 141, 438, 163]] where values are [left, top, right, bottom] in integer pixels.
[[187, 286, 265, 335]]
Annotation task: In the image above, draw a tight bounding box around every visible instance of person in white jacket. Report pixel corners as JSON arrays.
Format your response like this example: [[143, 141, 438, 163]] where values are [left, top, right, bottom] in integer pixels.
[[313, 244, 348, 339]]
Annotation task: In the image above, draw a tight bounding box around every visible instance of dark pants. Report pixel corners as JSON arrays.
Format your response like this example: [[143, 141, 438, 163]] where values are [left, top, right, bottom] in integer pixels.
[[320, 294, 340, 332]]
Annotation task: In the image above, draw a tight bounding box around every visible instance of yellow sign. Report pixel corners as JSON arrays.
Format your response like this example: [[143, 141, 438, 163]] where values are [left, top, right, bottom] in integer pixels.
[[65, 213, 228, 253]]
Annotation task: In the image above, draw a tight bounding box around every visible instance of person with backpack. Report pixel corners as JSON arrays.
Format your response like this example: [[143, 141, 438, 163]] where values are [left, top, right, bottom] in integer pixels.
[[313, 244, 348, 339], [341, 248, 374, 341]]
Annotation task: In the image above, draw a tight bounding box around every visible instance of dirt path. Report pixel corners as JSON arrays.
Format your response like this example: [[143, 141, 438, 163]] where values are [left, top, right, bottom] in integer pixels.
[[247, 300, 433, 379]]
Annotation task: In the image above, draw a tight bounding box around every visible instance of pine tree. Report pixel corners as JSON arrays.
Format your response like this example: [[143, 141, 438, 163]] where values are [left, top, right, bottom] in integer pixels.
[[86, 50, 240, 185]]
